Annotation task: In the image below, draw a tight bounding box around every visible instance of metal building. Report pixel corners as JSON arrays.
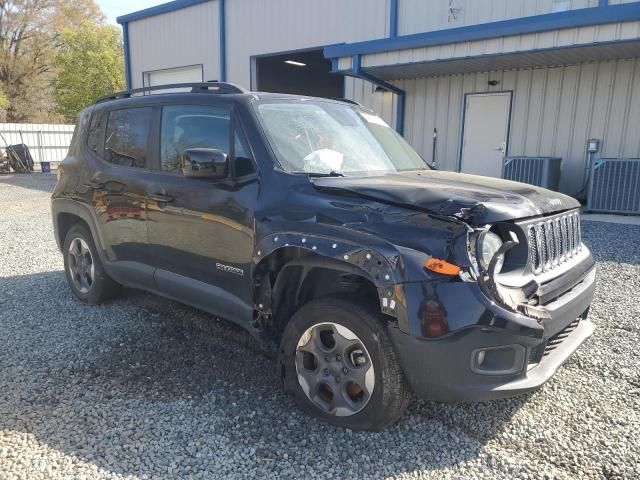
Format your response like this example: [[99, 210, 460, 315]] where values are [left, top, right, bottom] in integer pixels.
[[117, 0, 640, 197]]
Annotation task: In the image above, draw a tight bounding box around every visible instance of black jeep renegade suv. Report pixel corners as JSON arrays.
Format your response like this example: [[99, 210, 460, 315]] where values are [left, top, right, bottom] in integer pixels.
[[52, 82, 596, 431]]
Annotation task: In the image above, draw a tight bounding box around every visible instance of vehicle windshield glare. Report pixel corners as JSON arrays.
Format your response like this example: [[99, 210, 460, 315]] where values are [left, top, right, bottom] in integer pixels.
[[254, 99, 429, 176]]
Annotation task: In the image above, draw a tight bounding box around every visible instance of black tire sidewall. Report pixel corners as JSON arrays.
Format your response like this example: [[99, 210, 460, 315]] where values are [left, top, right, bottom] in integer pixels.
[[279, 298, 406, 431]]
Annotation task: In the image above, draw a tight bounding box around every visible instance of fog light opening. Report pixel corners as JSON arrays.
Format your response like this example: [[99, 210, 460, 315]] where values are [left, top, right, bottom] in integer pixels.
[[471, 345, 526, 376]]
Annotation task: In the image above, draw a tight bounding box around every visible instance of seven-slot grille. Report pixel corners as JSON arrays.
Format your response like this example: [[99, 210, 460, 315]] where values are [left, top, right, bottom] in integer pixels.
[[528, 211, 581, 274]]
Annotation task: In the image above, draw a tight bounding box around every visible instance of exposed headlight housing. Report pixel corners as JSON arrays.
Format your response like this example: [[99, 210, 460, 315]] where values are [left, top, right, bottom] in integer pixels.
[[476, 231, 504, 274]]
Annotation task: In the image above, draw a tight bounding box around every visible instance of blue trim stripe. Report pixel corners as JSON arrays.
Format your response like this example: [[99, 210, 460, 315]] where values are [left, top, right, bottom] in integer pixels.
[[325, 3, 640, 58], [389, 0, 398, 37], [599, 0, 609, 7], [122, 22, 132, 89], [117, 0, 211, 24], [219, 0, 226, 81]]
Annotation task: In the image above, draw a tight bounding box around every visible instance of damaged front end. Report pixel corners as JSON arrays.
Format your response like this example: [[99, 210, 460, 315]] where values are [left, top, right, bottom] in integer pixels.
[[387, 207, 596, 401], [464, 209, 596, 324]]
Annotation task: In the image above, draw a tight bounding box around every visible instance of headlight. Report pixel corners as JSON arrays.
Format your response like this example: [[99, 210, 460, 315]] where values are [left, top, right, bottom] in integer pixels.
[[477, 231, 504, 273]]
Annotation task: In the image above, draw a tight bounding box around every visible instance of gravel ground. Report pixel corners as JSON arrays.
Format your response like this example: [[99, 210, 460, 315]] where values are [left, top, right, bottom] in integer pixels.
[[0, 173, 639, 480]]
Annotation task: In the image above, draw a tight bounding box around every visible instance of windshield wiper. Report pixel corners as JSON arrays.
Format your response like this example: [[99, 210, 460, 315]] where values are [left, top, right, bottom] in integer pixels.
[[292, 171, 345, 177]]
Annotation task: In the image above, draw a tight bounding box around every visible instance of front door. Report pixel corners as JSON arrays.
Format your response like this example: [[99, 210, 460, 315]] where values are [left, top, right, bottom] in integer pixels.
[[145, 103, 258, 324], [460, 92, 511, 178]]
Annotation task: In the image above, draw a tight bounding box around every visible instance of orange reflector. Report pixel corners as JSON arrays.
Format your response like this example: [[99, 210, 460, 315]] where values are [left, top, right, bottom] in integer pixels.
[[424, 258, 461, 276]]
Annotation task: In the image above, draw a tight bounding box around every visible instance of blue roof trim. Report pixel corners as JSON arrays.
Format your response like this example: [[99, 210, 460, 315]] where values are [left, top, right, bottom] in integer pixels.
[[324, 2, 640, 58], [116, 0, 211, 24]]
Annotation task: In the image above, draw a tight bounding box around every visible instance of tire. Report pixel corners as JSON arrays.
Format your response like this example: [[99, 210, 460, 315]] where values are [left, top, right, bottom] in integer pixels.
[[63, 224, 120, 304], [278, 297, 412, 431]]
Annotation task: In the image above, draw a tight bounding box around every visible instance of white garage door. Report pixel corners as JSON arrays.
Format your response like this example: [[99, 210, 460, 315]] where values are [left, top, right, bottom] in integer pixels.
[[143, 65, 204, 90]]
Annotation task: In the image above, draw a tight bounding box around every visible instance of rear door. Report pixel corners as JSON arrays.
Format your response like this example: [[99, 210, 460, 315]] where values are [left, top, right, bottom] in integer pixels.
[[145, 101, 259, 324], [84, 106, 155, 287]]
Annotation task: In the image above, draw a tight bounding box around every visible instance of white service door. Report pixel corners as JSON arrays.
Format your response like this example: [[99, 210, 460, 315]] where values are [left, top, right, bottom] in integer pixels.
[[460, 92, 511, 178], [144, 65, 204, 91]]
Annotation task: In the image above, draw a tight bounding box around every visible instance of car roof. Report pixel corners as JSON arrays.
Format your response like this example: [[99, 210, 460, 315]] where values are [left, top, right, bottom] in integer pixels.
[[89, 82, 361, 113]]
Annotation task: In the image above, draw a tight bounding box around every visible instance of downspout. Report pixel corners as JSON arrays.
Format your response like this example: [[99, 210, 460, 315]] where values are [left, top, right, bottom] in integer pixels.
[[351, 54, 406, 136], [121, 22, 132, 89], [219, 0, 227, 81], [389, 0, 399, 37]]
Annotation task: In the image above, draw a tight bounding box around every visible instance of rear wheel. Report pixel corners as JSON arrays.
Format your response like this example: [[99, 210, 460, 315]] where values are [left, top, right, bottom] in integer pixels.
[[279, 298, 412, 431], [63, 224, 120, 304]]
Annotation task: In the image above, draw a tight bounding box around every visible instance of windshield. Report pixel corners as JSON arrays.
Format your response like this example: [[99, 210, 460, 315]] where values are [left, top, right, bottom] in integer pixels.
[[254, 99, 429, 176]]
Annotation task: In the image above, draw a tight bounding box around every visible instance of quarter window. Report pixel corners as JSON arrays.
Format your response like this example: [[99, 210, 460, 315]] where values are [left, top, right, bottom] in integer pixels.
[[104, 107, 152, 168], [87, 111, 104, 154]]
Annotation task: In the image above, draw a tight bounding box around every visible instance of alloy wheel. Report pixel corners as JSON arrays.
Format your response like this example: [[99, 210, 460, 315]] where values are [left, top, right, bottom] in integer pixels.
[[67, 237, 95, 294], [295, 322, 374, 416]]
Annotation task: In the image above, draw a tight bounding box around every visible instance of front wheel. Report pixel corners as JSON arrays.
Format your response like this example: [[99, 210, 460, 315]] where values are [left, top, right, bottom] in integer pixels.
[[279, 298, 412, 431]]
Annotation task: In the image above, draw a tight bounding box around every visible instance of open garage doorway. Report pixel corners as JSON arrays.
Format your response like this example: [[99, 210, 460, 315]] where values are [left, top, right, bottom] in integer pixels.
[[254, 49, 344, 98]]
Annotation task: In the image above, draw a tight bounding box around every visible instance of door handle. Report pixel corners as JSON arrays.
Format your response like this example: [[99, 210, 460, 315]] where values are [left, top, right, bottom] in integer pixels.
[[149, 193, 174, 203]]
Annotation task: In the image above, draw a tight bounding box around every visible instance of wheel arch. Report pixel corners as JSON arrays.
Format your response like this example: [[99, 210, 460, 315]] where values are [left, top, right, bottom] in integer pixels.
[[252, 233, 401, 341], [52, 199, 107, 261]]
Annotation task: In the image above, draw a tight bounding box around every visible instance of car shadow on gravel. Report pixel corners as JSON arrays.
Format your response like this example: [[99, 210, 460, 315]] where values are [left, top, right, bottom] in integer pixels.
[[0, 271, 528, 479], [0, 173, 57, 193]]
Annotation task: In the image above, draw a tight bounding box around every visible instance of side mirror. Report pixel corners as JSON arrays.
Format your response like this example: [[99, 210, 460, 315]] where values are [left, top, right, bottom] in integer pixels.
[[181, 148, 228, 179]]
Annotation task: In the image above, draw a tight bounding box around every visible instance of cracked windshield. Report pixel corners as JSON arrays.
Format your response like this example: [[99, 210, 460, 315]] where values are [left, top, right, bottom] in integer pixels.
[[255, 100, 429, 176]]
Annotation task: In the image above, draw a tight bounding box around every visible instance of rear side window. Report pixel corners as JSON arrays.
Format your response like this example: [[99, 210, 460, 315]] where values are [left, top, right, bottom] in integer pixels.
[[104, 107, 152, 168]]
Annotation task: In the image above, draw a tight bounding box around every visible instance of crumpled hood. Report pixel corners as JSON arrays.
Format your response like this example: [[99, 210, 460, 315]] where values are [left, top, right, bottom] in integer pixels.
[[311, 170, 579, 225]]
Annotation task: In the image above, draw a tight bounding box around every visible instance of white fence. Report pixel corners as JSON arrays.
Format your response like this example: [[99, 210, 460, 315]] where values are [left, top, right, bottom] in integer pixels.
[[0, 123, 74, 171]]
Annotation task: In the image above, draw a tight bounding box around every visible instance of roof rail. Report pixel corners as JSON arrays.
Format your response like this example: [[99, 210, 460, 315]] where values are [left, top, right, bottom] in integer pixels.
[[330, 97, 362, 106], [94, 82, 248, 104]]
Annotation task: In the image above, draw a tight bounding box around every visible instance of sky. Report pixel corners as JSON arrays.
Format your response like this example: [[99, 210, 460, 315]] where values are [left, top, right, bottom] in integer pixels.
[[98, 0, 162, 24]]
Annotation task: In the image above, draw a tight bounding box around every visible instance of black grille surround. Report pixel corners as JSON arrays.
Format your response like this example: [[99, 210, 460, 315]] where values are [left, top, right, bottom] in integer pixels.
[[528, 317, 582, 365], [527, 210, 582, 274]]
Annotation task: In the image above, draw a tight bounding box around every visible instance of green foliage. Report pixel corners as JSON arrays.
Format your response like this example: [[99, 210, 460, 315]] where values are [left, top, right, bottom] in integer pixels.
[[54, 22, 125, 123], [0, 88, 8, 109], [0, 0, 104, 122]]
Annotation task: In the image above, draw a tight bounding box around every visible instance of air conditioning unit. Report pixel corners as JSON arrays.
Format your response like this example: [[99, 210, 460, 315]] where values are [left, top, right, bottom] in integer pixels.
[[502, 156, 562, 190], [587, 158, 640, 214]]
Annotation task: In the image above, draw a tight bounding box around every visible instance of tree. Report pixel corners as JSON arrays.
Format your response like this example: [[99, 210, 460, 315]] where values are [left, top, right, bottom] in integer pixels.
[[53, 22, 124, 122], [0, 0, 103, 122]]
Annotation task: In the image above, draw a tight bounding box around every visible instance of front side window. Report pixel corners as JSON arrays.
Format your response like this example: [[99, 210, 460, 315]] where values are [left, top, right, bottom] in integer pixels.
[[254, 99, 428, 176], [160, 105, 233, 174], [104, 107, 152, 168]]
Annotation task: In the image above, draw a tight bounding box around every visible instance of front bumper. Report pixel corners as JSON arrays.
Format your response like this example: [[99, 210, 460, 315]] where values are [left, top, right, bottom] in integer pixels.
[[389, 261, 596, 402]]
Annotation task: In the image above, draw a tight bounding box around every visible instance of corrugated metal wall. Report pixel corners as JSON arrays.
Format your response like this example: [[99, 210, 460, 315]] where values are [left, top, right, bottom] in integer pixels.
[[344, 78, 398, 129], [128, 1, 219, 89], [398, 0, 599, 36], [226, 0, 389, 88], [382, 58, 640, 195]]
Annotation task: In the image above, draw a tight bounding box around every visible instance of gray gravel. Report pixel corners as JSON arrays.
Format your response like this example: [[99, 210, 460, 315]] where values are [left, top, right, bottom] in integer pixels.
[[1, 173, 639, 480]]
